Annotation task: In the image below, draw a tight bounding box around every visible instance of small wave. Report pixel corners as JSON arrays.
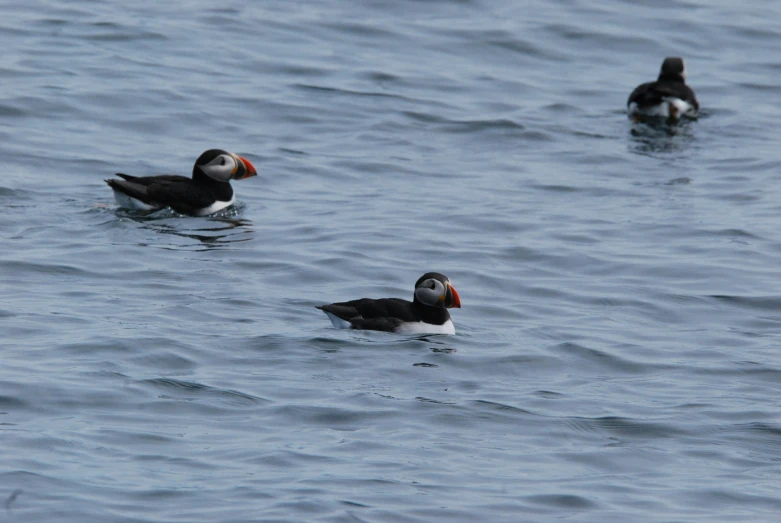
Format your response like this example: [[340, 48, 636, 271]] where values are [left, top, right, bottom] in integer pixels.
[[530, 183, 581, 193], [551, 342, 651, 374], [0, 260, 90, 277], [473, 400, 536, 415], [525, 494, 598, 509], [320, 20, 400, 39], [293, 83, 419, 103], [0, 394, 29, 410], [142, 378, 265, 406], [709, 295, 781, 312], [0, 186, 27, 198], [404, 111, 522, 128], [565, 415, 687, 440], [415, 396, 457, 405], [84, 30, 167, 42], [0, 103, 26, 117]]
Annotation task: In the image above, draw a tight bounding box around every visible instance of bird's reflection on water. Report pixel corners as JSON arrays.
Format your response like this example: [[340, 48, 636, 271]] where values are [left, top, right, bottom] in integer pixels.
[[628, 111, 706, 157], [151, 218, 254, 250], [116, 204, 255, 250]]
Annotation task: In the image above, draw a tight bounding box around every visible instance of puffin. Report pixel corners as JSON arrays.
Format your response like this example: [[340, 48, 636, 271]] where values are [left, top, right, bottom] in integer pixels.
[[105, 149, 257, 216], [317, 272, 461, 335], [627, 57, 699, 122]]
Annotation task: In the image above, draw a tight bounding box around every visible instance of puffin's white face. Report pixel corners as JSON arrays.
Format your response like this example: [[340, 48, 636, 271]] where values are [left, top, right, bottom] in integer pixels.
[[414, 276, 461, 308], [194, 149, 257, 182], [200, 153, 240, 183]]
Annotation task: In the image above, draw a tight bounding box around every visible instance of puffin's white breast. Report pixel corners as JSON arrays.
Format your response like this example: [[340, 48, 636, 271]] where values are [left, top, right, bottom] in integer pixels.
[[194, 195, 235, 216], [396, 319, 455, 335]]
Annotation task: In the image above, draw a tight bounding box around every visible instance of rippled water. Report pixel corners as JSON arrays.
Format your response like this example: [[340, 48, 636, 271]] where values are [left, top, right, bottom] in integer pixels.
[[3, 0, 781, 521]]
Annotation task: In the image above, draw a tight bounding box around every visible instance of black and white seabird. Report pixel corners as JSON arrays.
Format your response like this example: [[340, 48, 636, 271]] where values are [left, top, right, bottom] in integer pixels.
[[317, 272, 462, 334], [627, 57, 699, 121], [106, 149, 257, 216]]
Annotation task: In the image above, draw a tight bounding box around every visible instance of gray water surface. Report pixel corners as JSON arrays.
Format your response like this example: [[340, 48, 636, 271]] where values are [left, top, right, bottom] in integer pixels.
[[3, 0, 781, 521]]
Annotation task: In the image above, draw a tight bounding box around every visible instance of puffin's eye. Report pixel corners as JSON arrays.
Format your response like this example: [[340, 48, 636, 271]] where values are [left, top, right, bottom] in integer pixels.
[[429, 281, 436, 289], [220, 157, 226, 166]]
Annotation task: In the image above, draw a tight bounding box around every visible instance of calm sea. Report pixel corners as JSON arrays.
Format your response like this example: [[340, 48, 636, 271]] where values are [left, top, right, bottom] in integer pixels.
[[3, 0, 781, 521]]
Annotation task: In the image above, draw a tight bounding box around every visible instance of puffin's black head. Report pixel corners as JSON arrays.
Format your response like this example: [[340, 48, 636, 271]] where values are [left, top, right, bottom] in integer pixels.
[[194, 149, 257, 182], [658, 57, 686, 81], [413, 272, 461, 309]]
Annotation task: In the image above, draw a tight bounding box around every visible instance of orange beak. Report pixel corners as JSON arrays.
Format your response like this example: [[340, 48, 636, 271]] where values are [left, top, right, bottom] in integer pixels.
[[448, 284, 461, 309], [236, 155, 257, 180]]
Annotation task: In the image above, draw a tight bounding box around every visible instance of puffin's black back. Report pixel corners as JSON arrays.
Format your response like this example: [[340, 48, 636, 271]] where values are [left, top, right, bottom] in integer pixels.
[[317, 298, 418, 332], [317, 296, 452, 332], [627, 57, 698, 111], [106, 173, 233, 215], [627, 81, 697, 110]]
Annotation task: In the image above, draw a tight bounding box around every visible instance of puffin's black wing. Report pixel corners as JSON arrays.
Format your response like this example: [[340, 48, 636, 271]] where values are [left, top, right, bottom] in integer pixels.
[[628, 81, 698, 109], [114, 173, 190, 185], [317, 298, 419, 332], [105, 177, 152, 205], [147, 179, 219, 215], [106, 174, 192, 204], [654, 82, 698, 109], [106, 175, 215, 215], [627, 81, 659, 108]]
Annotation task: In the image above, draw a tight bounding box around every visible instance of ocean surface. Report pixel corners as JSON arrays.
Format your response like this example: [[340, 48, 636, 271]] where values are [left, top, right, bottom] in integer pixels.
[[3, 0, 781, 521]]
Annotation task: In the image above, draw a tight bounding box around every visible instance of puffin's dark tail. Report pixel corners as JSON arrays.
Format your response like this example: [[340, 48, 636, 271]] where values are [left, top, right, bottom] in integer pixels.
[[104, 178, 148, 202]]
